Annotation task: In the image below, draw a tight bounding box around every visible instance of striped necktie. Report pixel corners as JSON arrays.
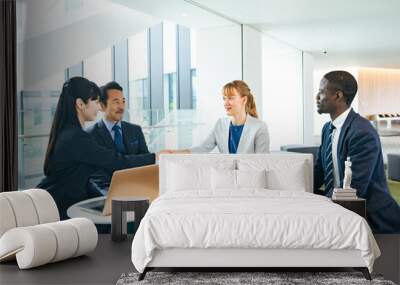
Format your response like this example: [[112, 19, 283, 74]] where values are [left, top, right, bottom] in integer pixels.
[[324, 123, 336, 196]]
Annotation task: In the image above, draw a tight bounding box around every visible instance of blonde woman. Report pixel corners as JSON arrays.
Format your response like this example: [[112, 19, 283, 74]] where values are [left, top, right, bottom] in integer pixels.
[[172, 80, 269, 154]]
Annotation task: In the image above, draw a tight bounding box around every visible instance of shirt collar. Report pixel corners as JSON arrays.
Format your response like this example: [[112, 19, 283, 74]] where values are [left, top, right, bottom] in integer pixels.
[[102, 117, 121, 132], [332, 108, 351, 130]]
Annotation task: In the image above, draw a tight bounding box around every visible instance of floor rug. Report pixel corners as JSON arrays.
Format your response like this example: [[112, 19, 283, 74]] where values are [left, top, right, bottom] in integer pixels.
[[117, 271, 396, 285]]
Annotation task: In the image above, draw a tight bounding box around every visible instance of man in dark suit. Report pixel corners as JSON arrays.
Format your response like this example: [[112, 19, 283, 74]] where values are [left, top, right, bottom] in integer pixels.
[[87, 81, 156, 195], [314, 70, 400, 234]]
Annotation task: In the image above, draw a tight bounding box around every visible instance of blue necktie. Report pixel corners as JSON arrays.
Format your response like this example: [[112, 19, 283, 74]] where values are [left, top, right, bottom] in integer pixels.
[[324, 123, 336, 196], [112, 124, 125, 154]]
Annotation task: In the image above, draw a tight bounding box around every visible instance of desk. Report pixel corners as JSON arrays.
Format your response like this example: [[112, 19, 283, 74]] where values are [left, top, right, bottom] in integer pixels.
[[67, 197, 135, 224]]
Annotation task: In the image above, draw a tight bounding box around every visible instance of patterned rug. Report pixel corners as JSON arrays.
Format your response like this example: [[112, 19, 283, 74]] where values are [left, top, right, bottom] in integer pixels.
[[117, 271, 396, 285]]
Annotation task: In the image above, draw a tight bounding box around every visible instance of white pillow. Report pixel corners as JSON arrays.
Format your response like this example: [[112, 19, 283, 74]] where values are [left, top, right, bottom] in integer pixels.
[[211, 169, 268, 190], [265, 164, 306, 191], [211, 168, 236, 190], [168, 163, 210, 191], [237, 158, 307, 191], [166, 159, 235, 192], [236, 169, 267, 189]]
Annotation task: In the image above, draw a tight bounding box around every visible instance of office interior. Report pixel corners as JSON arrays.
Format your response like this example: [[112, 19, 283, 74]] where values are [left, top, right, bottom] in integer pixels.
[[1, 0, 400, 284]]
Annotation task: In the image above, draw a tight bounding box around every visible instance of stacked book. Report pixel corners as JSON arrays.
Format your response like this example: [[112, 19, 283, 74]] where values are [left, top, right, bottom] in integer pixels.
[[332, 188, 358, 200]]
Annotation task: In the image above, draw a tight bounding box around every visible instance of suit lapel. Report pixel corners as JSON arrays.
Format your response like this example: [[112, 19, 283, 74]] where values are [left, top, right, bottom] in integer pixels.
[[322, 123, 330, 167], [121, 122, 131, 153], [222, 118, 230, 153], [336, 108, 357, 185], [236, 115, 250, 153], [98, 120, 115, 150]]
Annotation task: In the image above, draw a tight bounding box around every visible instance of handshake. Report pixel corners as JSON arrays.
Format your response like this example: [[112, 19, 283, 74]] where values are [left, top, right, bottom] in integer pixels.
[[155, 149, 190, 161]]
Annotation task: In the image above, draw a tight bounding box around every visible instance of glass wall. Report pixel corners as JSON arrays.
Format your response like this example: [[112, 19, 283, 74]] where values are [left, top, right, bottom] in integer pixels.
[[262, 34, 304, 151], [163, 21, 177, 112], [18, 20, 198, 188], [128, 29, 151, 127], [18, 91, 60, 188], [190, 29, 197, 109]]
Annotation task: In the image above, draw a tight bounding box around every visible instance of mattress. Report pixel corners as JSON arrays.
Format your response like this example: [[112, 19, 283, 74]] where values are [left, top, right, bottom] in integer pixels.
[[131, 190, 380, 273]]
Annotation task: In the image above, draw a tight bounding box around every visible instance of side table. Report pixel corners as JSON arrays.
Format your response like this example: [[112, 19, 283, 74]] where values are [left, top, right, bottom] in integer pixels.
[[111, 197, 149, 241], [332, 198, 366, 218]]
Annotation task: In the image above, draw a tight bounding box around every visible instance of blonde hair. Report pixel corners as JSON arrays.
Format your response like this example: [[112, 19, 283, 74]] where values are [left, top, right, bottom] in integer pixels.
[[222, 80, 258, 118]]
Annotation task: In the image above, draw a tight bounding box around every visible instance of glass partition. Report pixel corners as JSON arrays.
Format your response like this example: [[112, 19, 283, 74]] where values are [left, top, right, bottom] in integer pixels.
[[19, 106, 204, 189]]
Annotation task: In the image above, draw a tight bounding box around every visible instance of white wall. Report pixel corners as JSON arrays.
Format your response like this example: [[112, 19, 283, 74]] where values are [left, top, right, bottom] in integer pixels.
[[163, 21, 177, 74], [128, 30, 150, 81], [84, 48, 113, 86], [302, 52, 315, 145], [195, 24, 242, 142], [17, 0, 112, 42], [26, 71, 65, 92], [17, 0, 159, 91], [262, 34, 304, 151], [243, 25, 263, 120]]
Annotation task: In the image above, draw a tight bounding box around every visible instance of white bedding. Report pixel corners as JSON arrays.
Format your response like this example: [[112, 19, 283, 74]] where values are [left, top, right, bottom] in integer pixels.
[[131, 190, 380, 273]]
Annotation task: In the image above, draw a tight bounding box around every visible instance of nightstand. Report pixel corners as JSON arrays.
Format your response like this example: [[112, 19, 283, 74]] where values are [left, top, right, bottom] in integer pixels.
[[111, 196, 149, 242], [331, 198, 366, 218]]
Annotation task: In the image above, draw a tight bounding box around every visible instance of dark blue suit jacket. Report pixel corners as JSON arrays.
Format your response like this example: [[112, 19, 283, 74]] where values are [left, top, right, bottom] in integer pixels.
[[87, 120, 152, 156], [37, 124, 155, 219], [314, 109, 400, 233], [86, 120, 154, 194]]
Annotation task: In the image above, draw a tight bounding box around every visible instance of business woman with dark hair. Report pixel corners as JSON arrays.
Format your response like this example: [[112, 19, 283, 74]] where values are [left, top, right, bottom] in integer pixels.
[[37, 77, 156, 219]]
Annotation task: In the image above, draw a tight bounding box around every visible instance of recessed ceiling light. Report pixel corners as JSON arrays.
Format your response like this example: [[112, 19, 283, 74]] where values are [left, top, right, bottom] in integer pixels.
[[181, 13, 188, 17]]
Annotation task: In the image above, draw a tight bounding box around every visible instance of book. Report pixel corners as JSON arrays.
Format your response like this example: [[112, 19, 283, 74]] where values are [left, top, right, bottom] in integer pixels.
[[333, 192, 357, 196], [332, 193, 358, 199], [332, 196, 359, 200], [333, 188, 357, 193]]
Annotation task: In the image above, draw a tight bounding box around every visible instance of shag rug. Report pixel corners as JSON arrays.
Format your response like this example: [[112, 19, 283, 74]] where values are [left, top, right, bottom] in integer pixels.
[[116, 271, 396, 285]]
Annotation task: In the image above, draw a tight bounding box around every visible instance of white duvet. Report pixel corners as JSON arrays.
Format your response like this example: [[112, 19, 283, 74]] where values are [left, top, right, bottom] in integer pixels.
[[131, 190, 380, 273]]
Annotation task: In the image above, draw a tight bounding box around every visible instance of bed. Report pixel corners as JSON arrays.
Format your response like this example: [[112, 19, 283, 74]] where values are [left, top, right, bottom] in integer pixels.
[[131, 154, 380, 280]]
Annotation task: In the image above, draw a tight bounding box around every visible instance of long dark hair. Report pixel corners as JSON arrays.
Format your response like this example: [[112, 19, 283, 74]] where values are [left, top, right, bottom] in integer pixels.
[[44, 77, 100, 175]]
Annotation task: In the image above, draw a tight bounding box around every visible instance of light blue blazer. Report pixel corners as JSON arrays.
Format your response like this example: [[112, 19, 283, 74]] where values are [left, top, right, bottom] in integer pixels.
[[191, 115, 270, 154]]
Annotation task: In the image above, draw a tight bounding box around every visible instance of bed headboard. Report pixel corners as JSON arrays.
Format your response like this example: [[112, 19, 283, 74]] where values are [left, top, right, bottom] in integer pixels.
[[159, 153, 314, 195]]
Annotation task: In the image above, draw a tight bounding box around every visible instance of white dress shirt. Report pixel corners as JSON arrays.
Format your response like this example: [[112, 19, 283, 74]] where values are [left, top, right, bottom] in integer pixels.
[[331, 108, 351, 188]]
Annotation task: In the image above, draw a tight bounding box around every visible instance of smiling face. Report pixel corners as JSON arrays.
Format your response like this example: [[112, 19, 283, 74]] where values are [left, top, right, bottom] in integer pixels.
[[77, 98, 100, 121], [102, 89, 126, 122], [223, 88, 247, 117], [316, 77, 339, 115]]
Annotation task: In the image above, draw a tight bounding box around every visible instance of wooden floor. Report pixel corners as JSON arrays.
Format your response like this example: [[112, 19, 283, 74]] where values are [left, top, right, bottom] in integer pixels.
[[0, 235, 134, 285]]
